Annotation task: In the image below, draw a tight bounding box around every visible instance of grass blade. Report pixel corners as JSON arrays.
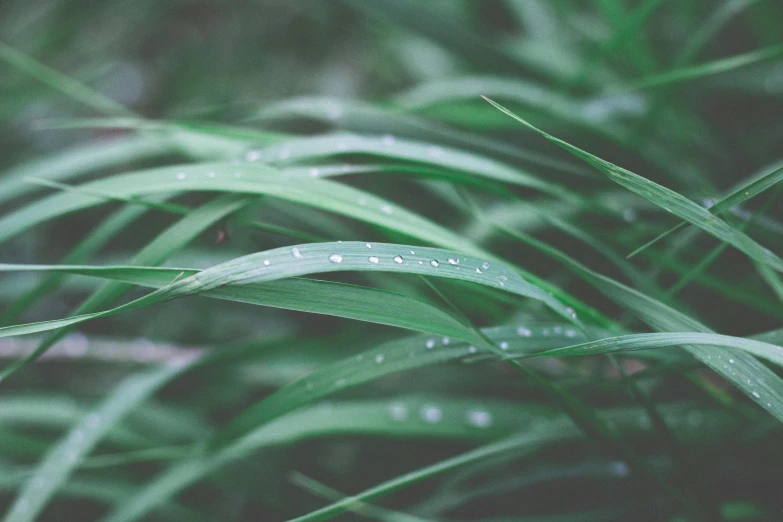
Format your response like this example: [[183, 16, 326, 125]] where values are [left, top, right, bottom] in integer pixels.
[[482, 96, 783, 273]]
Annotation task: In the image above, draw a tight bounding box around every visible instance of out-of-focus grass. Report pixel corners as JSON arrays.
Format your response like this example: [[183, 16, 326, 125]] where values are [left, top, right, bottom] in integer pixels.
[[1, 1, 782, 521]]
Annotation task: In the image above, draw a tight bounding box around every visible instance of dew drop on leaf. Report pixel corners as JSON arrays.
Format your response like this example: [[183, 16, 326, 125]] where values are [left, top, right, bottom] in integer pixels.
[[421, 406, 442, 423], [388, 403, 408, 421], [328, 253, 343, 263], [467, 410, 492, 428]]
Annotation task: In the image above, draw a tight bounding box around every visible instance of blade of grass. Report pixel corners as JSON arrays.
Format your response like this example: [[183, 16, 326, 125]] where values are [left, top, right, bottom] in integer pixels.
[[0, 40, 138, 117], [0, 163, 608, 325], [0, 193, 254, 380], [610, 42, 783, 92], [482, 96, 783, 273], [627, 163, 783, 258]]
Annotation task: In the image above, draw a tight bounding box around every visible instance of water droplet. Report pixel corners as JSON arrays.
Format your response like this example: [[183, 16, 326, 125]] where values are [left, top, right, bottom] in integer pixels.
[[752, 391, 761, 398], [729, 358, 734, 364], [207, 171, 216, 178], [427, 146, 444, 158], [328, 254, 343, 263], [418, 261, 423, 265], [368, 256, 379, 264], [500, 342, 508, 350], [623, 208, 637, 222], [309, 167, 319, 177], [381, 204, 393, 215], [365, 242, 372, 248], [475, 268, 482, 274], [245, 150, 262, 161], [388, 403, 408, 421], [542, 328, 551, 336], [375, 354, 385, 364], [263, 259, 270, 266], [425, 339, 435, 349], [382, 134, 396, 146], [442, 337, 450, 345], [467, 410, 492, 428], [447, 256, 459, 265], [421, 406, 442, 423], [410, 250, 415, 254], [468, 346, 477, 353], [393, 255, 403, 264], [565, 329, 576, 338], [609, 461, 630, 477], [176, 172, 186, 180], [482, 262, 490, 270], [517, 327, 531, 337], [292, 247, 303, 258], [430, 260, 439, 267]]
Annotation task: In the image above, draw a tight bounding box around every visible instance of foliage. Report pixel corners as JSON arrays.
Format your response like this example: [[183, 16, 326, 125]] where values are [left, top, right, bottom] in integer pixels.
[[1, 1, 783, 521]]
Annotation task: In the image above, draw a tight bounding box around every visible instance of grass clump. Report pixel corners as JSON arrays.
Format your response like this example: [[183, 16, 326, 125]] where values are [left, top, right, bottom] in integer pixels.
[[1, 1, 782, 521]]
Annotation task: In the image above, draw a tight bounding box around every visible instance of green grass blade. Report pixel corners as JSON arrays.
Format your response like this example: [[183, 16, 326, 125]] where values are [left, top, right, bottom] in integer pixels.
[[627, 163, 783, 258], [255, 96, 588, 175], [493, 222, 783, 423], [208, 323, 613, 450], [247, 132, 573, 198], [614, 42, 783, 92], [101, 400, 724, 522], [529, 332, 783, 368], [3, 359, 197, 522], [0, 135, 170, 207], [0, 194, 253, 380], [0, 202, 155, 326], [0, 241, 578, 347], [0, 162, 606, 323], [0, 263, 472, 340], [482, 96, 783, 273], [0, 40, 137, 117]]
